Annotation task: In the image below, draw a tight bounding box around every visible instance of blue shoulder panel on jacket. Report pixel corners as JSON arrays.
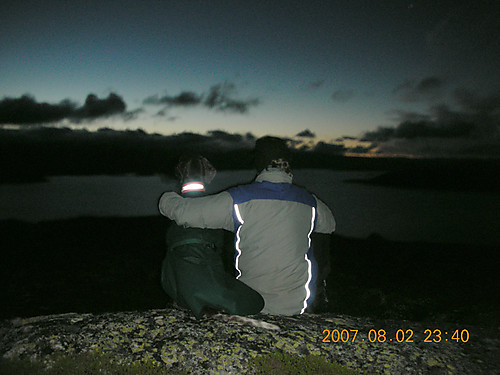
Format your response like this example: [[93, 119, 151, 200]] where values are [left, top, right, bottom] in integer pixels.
[[228, 181, 316, 207]]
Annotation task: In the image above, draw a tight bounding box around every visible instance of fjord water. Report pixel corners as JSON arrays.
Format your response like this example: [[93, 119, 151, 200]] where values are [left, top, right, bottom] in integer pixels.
[[0, 169, 498, 246]]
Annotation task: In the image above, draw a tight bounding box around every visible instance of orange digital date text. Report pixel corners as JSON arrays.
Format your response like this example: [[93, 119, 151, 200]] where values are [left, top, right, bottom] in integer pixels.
[[322, 329, 469, 343]]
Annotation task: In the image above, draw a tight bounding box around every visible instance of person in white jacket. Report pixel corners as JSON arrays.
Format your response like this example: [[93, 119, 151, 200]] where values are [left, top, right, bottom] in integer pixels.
[[159, 136, 335, 315]]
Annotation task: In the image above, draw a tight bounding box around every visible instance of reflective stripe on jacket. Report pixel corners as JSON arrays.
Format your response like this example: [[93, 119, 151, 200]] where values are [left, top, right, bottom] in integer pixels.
[[158, 169, 335, 315]]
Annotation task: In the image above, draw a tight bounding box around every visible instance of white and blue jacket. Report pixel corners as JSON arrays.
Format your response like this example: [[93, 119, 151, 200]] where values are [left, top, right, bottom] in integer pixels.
[[159, 169, 335, 315]]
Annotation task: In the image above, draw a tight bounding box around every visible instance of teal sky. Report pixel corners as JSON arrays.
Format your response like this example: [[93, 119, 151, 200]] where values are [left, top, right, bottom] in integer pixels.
[[1, 0, 499, 157]]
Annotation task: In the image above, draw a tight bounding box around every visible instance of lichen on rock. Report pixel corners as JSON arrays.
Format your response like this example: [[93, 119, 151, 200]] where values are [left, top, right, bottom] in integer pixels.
[[1, 308, 498, 374]]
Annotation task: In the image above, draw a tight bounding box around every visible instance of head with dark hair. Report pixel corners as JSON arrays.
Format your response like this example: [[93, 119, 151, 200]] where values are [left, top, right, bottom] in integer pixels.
[[254, 136, 292, 174], [175, 154, 216, 196]]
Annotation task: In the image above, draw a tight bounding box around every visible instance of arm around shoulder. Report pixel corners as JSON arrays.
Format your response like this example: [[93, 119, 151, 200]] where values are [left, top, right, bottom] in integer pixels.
[[158, 191, 234, 231], [314, 196, 336, 233]]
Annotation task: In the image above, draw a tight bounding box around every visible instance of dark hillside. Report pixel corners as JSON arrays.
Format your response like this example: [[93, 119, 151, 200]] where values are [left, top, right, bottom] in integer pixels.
[[2, 128, 499, 193]]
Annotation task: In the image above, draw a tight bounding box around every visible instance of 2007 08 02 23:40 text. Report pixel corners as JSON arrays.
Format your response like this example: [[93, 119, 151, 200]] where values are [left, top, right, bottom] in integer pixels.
[[322, 329, 470, 343]]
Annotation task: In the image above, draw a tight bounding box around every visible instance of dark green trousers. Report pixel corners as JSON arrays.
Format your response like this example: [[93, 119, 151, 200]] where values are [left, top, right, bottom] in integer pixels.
[[161, 224, 264, 319]]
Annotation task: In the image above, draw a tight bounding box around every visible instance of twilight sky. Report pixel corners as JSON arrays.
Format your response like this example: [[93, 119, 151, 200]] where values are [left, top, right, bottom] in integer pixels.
[[1, 0, 499, 157]]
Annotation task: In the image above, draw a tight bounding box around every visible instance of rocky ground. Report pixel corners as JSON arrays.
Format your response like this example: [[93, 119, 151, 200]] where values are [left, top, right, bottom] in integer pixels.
[[1, 307, 499, 374]]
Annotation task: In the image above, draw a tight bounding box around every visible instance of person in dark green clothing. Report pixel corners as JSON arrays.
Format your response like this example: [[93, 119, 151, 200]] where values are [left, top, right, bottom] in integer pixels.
[[160, 154, 264, 319]]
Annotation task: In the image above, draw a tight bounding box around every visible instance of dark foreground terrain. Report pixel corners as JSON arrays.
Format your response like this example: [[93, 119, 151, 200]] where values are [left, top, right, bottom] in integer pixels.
[[1, 216, 499, 328]]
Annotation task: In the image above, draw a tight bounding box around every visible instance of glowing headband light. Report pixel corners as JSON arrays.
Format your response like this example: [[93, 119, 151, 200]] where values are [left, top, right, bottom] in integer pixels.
[[181, 181, 205, 194]]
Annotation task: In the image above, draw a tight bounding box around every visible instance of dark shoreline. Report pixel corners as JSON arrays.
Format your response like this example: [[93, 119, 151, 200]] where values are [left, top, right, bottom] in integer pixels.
[[1, 216, 499, 327]]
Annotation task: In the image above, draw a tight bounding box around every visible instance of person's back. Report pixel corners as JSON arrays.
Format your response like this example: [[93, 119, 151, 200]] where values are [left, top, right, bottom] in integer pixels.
[[228, 169, 320, 314]]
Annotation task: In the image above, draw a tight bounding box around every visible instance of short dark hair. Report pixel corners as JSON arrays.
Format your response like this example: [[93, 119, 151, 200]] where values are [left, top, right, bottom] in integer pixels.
[[253, 136, 291, 172]]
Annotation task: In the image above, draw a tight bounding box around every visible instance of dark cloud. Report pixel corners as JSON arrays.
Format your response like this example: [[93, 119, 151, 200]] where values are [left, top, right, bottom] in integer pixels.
[[204, 83, 259, 114], [362, 117, 481, 142], [153, 110, 178, 122], [416, 77, 443, 92], [361, 89, 500, 157], [363, 111, 495, 143], [143, 92, 202, 106], [393, 76, 445, 103], [0, 95, 76, 125], [0, 83, 259, 126], [361, 127, 395, 142], [72, 93, 126, 120], [123, 108, 144, 122], [168, 92, 203, 106], [453, 88, 500, 114], [304, 80, 325, 90], [399, 119, 477, 139], [335, 136, 358, 142], [144, 82, 259, 114], [0, 93, 127, 126], [154, 109, 167, 117], [331, 89, 354, 103], [340, 136, 357, 141], [387, 109, 432, 124], [296, 129, 316, 138], [143, 95, 161, 105]]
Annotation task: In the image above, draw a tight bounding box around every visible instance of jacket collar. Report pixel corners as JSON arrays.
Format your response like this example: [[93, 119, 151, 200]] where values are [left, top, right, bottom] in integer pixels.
[[255, 168, 293, 183]]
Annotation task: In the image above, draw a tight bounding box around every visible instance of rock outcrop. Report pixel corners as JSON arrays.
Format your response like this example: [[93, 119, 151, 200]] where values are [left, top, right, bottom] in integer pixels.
[[1, 308, 498, 374]]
